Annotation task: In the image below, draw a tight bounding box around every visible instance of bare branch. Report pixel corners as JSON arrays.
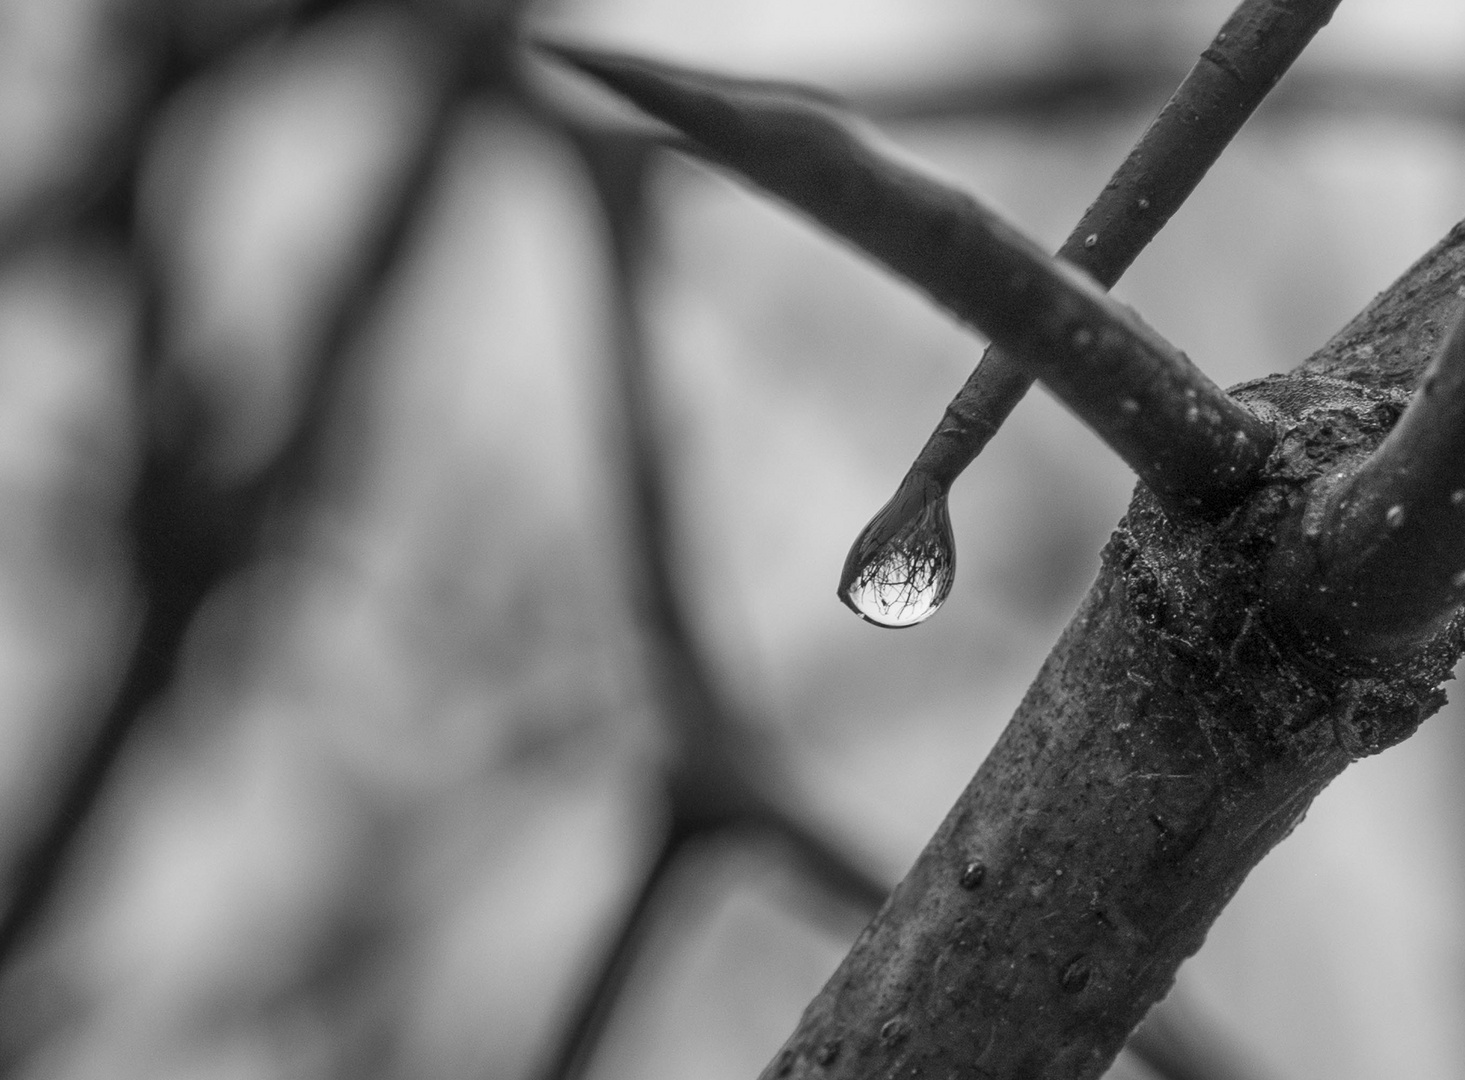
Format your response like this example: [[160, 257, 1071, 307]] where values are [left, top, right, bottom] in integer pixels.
[[861, 54, 1465, 130], [909, 0, 1341, 486], [537, 42, 1273, 516], [833, 0, 1338, 626], [1269, 301, 1465, 658]]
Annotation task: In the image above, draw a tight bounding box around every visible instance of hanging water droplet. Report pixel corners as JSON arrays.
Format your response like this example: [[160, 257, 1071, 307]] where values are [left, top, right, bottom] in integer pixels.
[[839, 471, 955, 628]]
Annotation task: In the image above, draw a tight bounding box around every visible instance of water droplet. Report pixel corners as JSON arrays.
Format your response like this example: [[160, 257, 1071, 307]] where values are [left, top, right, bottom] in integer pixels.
[[1136, 196, 1150, 210], [1216, 31, 1227, 42], [839, 472, 955, 628], [1120, 398, 1140, 415], [1060, 955, 1092, 994], [1454, 569, 1465, 588], [815, 1040, 841, 1066], [1452, 489, 1465, 506], [879, 1017, 910, 1045], [1385, 504, 1405, 528], [959, 861, 986, 889], [1084, 233, 1099, 248]]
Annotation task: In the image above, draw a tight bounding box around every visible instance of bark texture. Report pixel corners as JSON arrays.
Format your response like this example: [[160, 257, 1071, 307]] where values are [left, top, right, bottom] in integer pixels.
[[759, 228, 1465, 1080]]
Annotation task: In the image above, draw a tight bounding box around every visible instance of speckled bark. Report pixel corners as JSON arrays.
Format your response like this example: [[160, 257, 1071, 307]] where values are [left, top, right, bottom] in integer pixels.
[[758, 228, 1465, 1079]]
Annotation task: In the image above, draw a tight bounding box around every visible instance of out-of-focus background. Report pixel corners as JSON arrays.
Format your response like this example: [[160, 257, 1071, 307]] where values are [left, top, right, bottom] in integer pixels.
[[1, 0, 1463, 1078]]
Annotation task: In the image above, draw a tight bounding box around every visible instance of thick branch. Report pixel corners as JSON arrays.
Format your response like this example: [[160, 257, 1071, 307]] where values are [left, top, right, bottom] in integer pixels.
[[1268, 302, 1465, 658], [913, 0, 1341, 487], [753, 221, 1465, 1080], [539, 43, 1272, 515]]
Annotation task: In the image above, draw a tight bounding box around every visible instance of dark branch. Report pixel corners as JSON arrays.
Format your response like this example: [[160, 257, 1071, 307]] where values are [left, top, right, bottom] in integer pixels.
[[861, 55, 1465, 130], [1268, 301, 1465, 658], [833, 0, 1338, 626], [537, 42, 1273, 516], [911, 0, 1343, 489]]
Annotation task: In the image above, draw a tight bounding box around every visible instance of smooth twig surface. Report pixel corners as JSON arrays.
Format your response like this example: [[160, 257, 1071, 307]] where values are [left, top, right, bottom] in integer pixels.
[[1270, 302, 1465, 657], [539, 43, 1273, 515], [912, 0, 1343, 488]]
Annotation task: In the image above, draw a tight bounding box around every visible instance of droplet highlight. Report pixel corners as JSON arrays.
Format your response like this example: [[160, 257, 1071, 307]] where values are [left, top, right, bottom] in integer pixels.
[[959, 860, 986, 889], [839, 472, 955, 628], [1385, 504, 1405, 529]]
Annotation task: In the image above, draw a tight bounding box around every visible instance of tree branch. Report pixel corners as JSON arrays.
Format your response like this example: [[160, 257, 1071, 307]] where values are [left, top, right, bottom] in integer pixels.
[[743, 220, 1465, 1080], [910, 0, 1341, 483], [832, 0, 1340, 625], [1267, 299, 1465, 659], [537, 42, 1274, 518]]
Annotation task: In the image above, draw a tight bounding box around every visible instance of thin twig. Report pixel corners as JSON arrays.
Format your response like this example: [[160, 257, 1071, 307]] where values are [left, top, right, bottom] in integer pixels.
[[908, 0, 1343, 489], [1270, 302, 1465, 658], [539, 43, 1273, 515], [832, 0, 1339, 625], [862, 55, 1465, 129]]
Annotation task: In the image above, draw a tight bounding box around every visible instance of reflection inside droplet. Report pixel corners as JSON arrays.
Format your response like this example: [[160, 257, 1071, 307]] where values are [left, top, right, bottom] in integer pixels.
[[838, 471, 955, 628]]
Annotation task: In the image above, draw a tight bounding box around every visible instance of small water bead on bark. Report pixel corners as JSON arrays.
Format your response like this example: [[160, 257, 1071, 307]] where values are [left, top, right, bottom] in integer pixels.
[[879, 1017, 910, 1045], [1059, 955, 1092, 994], [1083, 233, 1099, 248], [839, 472, 955, 628], [1385, 504, 1405, 528], [959, 860, 987, 889]]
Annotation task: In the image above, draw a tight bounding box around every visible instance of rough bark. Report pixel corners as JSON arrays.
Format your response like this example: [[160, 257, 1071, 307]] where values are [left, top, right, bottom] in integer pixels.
[[758, 228, 1465, 1079]]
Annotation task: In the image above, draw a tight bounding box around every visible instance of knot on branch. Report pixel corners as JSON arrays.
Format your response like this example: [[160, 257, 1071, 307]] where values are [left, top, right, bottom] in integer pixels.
[[1106, 371, 1459, 772], [1327, 677, 1443, 760]]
